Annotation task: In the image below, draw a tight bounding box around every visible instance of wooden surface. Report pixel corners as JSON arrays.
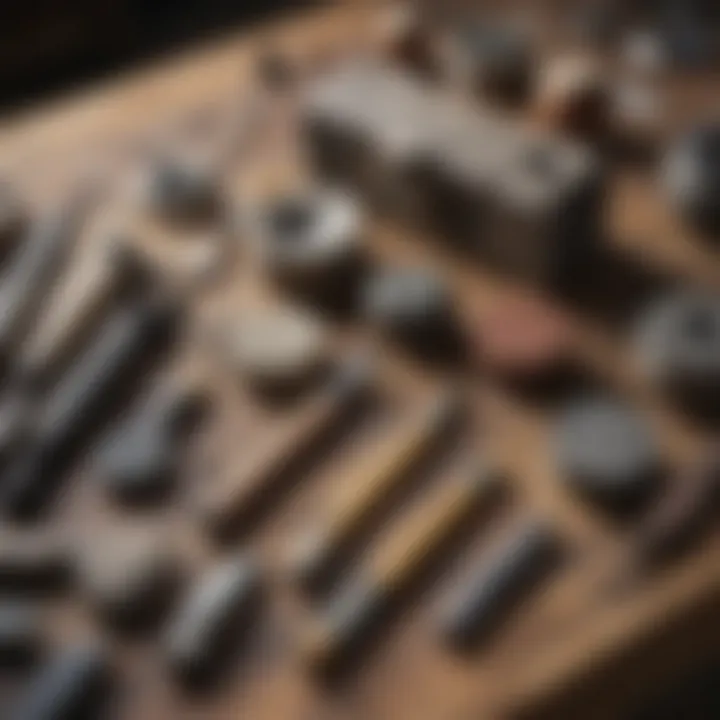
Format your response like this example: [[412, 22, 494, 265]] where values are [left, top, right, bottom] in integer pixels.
[[0, 4, 719, 719]]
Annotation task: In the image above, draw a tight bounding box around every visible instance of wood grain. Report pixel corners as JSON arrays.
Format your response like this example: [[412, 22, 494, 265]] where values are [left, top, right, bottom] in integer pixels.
[[0, 4, 718, 719]]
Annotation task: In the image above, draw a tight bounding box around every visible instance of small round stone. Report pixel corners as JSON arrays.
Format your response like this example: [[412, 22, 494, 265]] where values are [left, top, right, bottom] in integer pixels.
[[555, 396, 662, 511], [663, 120, 720, 237], [363, 268, 459, 358], [536, 54, 609, 139], [634, 291, 720, 416], [257, 189, 364, 303], [226, 307, 329, 393]]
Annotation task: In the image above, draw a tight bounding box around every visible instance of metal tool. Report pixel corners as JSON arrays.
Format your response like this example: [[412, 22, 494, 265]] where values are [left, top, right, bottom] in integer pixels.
[[0, 602, 44, 667], [165, 555, 260, 687], [199, 357, 371, 541], [0, 191, 94, 367], [18, 240, 151, 390], [0, 182, 28, 267], [362, 269, 462, 361], [439, 520, 560, 651], [9, 644, 112, 720], [1, 297, 180, 518], [634, 291, 720, 419], [0, 530, 74, 593], [302, 463, 504, 675], [291, 390, 462, 595], [632, 446, 720, 571], [97, 380, 208, 506], [301, 62, 604, 287]]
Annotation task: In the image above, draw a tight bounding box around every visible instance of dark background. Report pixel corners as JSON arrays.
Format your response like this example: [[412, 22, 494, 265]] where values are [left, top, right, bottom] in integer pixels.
[[0, 0, 309, 111]]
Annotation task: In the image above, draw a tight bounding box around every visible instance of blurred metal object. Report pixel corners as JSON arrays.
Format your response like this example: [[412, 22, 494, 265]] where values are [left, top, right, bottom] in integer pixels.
[[0, 529, 74, 594], [9, 644, 113, 720], [165, 555, 260, 687], [254, 188, 365, 307], [98, 380, 209, 506], [663, 120, 720, 238], [19, 240, 151, 390], [440, 520, 560, 651], [555, 396, 662, 513], [0, 602, 44, 668], [633, 446, 720, 569], [0, 183, 28, 267], [362, 268, 463, 362], [302, 463, 504, 675], [634, 291, 720, 418], [1, 297, 180, 518], [291, 390, 463, 596], [301, 62, 605, 288], [0, 190, 95, 370], [199, 356, 372, 541]]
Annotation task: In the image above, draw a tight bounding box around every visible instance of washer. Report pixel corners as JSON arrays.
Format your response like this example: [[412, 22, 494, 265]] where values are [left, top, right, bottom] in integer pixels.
[[256, 188, 364, 306]]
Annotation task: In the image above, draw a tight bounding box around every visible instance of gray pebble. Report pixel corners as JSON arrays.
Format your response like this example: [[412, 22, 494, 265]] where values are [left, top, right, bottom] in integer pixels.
[[555, 396, 662, 511]]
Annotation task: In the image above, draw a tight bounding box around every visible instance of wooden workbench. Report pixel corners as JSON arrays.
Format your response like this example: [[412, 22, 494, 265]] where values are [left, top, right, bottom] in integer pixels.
[[0, 4, 719, 719]]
